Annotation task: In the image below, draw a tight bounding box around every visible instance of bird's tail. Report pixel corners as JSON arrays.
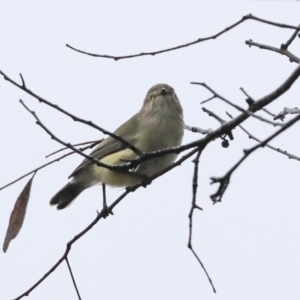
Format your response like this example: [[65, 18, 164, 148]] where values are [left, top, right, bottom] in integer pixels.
[[50, 182, 85, 210]]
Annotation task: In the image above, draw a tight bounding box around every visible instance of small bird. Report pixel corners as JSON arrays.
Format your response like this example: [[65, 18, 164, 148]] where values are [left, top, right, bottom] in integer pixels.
[[50, 84, 184, 209]]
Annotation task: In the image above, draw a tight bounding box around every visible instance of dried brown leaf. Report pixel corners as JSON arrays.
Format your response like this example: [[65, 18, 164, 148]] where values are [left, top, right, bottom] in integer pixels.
[[3, 172, 36, 253]]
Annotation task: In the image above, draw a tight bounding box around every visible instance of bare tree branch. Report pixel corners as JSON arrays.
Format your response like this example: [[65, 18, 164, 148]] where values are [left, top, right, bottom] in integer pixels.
[[187, 150, 216, 293], [240, 88, 282, 121], [274, 107, 300, 121], [226, 112, 300, 161], [19, 99, 128, 172], [46, 139, 102, 158], [210, 113, 300, 203], [19, 73, 26, 88], [66, 14, 298, 61], [0, 142, 99, 192], [245, 39, 300, 64], [202, 107, 225, 124], [201, 107, 234, 142], [262, 108, 277, 118], [0, 70, 143, 156], [245, 22, 300, 63], [240, 87, 254, 102], [281, 23, 300, 49], [192, 82, 285, 127], [65, 258, 82, 300]]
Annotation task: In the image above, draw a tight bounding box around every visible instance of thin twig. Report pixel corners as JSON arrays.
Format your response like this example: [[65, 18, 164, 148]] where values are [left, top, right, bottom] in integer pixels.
[[190, 151, 203, 214], [239, 88, 284, 122], [201, 107, 234, 141], [46, 139, 102, 158], [245, 39, 300, 64], [246, 111, 284, 127], [65, 258, 82, 300], [187, 150, 216, 292], [200, 95, 216, 104], [19, 100, 123, 171], [274, 107, 300, 121], [240, 87, 254, 102], [262, 108, 277, 118], [66, 14, 298, 61], [0, 149, 84, 192], [210, 113, 300, 203], [226, 112, 300, 161], [19, 74, 26, 88], [0, 70, 142, 156], [281, 24, 300, 49], [247, 15, 298, 30], [193, 82, 285, 127], [202, 107, 225, 124]]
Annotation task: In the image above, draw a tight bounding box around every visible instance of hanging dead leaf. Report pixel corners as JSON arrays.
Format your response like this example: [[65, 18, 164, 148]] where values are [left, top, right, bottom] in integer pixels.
[[3, 172, 36, 253]]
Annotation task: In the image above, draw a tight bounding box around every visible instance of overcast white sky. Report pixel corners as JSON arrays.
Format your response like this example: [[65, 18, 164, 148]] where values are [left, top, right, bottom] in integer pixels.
[[1, 1, 300, 299]]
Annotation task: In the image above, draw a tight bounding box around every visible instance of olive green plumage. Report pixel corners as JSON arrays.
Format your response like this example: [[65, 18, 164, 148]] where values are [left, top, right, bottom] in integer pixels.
[[50, 84, 184, 209]]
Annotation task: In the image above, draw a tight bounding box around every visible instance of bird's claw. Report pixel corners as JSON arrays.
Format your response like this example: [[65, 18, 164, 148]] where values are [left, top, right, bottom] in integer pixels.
[[97, 206, 114, 218]]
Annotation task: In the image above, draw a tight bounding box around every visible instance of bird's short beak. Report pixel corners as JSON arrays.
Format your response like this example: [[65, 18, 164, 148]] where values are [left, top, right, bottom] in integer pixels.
[[161, 87, 166, 95]]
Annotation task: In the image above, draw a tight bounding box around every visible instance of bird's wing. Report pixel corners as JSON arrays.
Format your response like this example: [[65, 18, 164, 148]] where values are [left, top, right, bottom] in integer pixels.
[[69, 113, 139, 178]]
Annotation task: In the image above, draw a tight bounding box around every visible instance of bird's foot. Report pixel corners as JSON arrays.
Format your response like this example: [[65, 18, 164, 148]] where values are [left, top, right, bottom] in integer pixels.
[[97, 206, 114, 219]]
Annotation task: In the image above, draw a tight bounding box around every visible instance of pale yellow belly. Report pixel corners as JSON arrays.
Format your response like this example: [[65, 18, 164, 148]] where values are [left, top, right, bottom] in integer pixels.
[[75, 148, 177, 187]]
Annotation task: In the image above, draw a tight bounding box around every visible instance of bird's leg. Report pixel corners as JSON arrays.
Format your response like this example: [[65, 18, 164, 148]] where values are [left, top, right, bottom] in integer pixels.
[[102, 183, 107, 209], [100, 184, 113, 218]]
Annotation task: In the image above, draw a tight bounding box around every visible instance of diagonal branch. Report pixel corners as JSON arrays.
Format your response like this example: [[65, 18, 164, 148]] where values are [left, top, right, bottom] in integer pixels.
[[46, 139, 102, 158], [0, 70, 143, 156], [0, 142, 99, 192], [19, 99, 126, 172], [65, 258, 82, 300]]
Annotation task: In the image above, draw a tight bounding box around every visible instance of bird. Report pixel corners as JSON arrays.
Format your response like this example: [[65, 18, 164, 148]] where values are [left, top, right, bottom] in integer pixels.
[[50, 84, 184, 209]]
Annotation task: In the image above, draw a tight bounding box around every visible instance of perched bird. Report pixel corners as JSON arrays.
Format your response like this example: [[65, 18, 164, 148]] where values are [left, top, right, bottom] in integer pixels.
[[50, 84, 184, 209]]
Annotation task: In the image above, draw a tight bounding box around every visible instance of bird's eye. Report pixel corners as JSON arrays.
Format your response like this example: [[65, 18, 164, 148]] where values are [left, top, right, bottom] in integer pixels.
[[149, 94, 154, 100]]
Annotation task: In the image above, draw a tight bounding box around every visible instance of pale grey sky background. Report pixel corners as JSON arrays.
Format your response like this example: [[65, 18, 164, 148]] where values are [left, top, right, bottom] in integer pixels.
[[0, 1, 300, 299]]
